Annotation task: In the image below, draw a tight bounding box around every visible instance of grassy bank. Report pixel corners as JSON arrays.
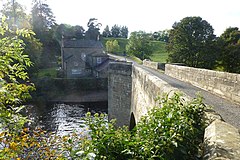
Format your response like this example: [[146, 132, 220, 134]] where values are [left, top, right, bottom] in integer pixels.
[[102, 37, 168, 62]]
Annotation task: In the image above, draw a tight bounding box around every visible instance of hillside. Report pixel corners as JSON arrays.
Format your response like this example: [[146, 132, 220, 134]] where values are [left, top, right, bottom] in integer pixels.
[[102, 37, 168, 62]]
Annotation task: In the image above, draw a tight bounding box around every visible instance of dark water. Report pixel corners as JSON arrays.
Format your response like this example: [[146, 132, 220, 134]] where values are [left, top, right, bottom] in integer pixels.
[[24, 101, 108, 136]]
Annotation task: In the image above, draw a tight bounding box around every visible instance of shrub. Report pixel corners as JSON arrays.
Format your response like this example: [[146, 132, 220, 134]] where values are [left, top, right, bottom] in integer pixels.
[[78, 92, 207, 159], [0, 93, 207, 159]]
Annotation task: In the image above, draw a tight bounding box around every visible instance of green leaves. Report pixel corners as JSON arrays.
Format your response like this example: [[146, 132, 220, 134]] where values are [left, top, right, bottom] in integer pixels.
[[106, 40, 120, 53], [167, 16, 217, 69], [126, 31, 153, 60], [0, 17, 35, 131]]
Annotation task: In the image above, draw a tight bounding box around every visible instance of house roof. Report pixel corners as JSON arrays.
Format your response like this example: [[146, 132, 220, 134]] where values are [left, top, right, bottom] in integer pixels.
[[91, 51, 109, 57], [62, 39, 103, 48]]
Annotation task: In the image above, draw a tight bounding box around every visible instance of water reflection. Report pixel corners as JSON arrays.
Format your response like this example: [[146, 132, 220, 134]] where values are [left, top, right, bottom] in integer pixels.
[[25, 101, 107, 136]]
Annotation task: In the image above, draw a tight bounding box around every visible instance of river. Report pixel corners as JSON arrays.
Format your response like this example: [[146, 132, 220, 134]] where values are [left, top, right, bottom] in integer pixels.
[[24, 101, 108, 136]]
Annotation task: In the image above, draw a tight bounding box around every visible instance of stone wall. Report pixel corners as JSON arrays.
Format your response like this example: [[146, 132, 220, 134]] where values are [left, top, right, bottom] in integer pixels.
[[131, 65, 180, 123], [165, 64, 240, 104], [143, 59, 166, 70], [108, 62, 240, 159], [108, 62, 133, 127]]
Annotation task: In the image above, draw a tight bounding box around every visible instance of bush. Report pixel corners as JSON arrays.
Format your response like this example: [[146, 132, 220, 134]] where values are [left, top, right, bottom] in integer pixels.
[[0, 93, 207, 159], [79, 92, 207, 159]]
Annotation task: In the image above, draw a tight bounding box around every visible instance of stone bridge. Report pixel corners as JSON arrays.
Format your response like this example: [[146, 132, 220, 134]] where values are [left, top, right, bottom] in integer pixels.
[[108, 61, 240, 159]]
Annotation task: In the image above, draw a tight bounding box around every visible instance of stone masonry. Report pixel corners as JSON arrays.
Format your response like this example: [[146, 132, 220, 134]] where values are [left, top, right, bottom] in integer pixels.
[[108, 62, 133, 127], [108, 62, 240, 159], [165, 64, 240, 104]]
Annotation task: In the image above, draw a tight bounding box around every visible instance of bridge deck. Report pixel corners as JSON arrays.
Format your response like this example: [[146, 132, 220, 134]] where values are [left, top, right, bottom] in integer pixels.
[[139, 65, 240, 129]]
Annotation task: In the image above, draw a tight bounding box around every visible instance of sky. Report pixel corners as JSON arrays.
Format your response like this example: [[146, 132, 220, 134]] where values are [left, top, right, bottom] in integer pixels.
[[1, 0, 240, 36]]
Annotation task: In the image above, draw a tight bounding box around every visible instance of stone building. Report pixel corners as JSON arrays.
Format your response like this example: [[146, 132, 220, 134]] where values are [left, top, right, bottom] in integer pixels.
[[61, 39, 109, 78]]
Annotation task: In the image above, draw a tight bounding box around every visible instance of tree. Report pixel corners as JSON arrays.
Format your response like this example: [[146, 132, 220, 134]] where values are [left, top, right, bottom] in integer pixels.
[[106, 40, 120, 53], [85, 18, 101, 40], [73, 25, 85, 39], [102, 25, 111, 37], [1, 0, 42, 75], [120, 26, 128, 38], [32, 0, 59, 68], [0, 16, 35, 130], [31, 0, 56, 39], [153, 30, 169, 42], [111, 24, 121, 38], [126, 31, 153, 60], [167, 16, 217, 69], [1, 0, 31, 29], [219, 27, 240, 73]]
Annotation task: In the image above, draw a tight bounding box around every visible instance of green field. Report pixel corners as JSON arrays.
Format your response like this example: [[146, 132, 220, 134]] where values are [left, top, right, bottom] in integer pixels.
[[150, 41, 168, 63], [102, 38, 168, 62]]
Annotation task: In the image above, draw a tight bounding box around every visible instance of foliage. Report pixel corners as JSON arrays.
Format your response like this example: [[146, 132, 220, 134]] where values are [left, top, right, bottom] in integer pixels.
[[167, 16, 217, 69], [1, 0, 32, 29], [218, 27, 240, 73], [103, 37, 168, 62], [102, 37, 129, 54], [1, 1, 43, 75], [0, 16, 35, 130], [85, 18, 102, 41], [126, 31, 153, 60], [152, 30, 170, 42], [70, 93, 206, 159], [0, 92, 206, 159], [31, 0, 60, 69], [111, 24, 121, 38], [54, 23, 85, 42], [0, 128, 61, 159], [120, 26, 128, 38], [102, 25, 128, 38], [102, 25, 111, 38], [106, 39, 120, 53], [31, 0, 56, 39]]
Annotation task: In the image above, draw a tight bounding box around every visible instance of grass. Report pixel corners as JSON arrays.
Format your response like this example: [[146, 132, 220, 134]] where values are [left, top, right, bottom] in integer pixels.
[[37, 67, 57, 78], [102, 37, 168, 62], [150, 41, 168, 63]]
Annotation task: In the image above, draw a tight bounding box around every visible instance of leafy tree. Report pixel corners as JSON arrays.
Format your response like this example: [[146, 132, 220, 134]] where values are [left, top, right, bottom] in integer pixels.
[[126, 31, 153, 60], [1, 0, 42, 74], [85, 18, 102, 40], [1, 0, 31, 29], [120, 26, 128, 38], [74, 25, 85, 39], [219, 27, 240, 73], [111, 24, 121, 38], [32, 0, 60, 68], [167, 16, 217, 69], [0, 16, 35, 131], [102, 25, 111, 37], [31, 0, 56, 40], [106, 40, 120, 53], [153, 30, 169, 42]]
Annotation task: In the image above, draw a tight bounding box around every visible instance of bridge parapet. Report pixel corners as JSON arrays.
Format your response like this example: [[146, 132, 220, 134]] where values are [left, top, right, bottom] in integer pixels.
[[165, 64, 240, 104], [108, 62, 240, 159]]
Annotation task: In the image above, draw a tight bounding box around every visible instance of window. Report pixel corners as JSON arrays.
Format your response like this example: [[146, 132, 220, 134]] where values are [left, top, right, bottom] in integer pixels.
[[97, 57, 102, 64], [72, 69, 81, 74]]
